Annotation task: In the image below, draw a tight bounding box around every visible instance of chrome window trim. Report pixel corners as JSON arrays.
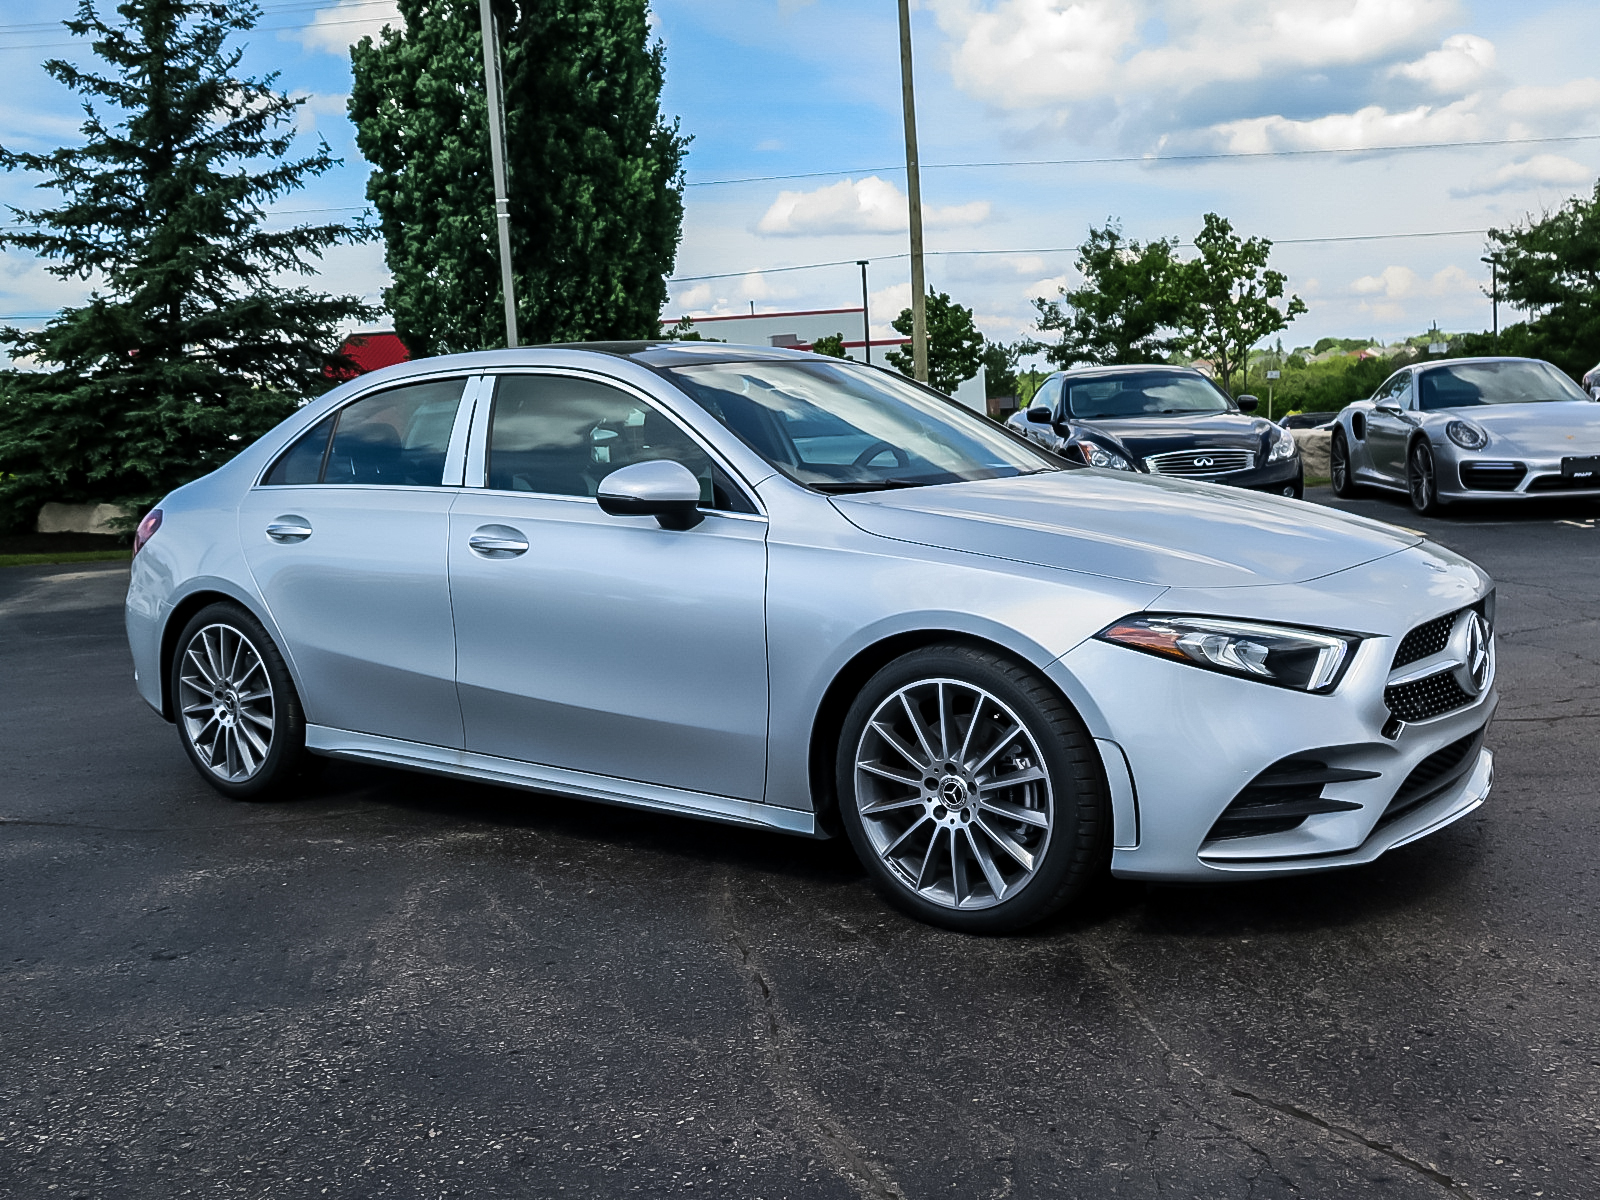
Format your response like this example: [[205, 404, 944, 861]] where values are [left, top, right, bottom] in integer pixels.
[[462, 366, 768, 518], [440, 374, 487, 487], [254, 369, 479, 489]]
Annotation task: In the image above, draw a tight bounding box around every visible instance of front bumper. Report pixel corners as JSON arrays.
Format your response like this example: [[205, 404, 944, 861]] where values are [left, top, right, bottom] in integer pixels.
[[1145, 455, 1302, 494], [1442, 451, 1600, 500]]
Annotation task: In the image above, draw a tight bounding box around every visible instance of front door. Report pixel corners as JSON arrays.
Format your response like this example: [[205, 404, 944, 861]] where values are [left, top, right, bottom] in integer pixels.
[[449, 372, 770, 800], [1365, 373, 1415, 483], [239, 375, 472, 748]]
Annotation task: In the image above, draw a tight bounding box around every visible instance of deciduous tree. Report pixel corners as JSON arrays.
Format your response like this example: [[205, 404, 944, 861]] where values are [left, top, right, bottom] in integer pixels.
[[0, 0, 371, 531], [887, 291, 984, 394], [1033, 223, 1185, 367]]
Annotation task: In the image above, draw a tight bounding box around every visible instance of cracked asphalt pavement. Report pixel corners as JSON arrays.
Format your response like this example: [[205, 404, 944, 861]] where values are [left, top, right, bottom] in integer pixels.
[[3, 488, 1598, 1198]]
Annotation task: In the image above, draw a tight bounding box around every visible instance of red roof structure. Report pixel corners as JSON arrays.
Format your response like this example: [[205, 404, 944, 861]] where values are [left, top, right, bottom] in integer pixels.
[[326, 330, 411, 380]]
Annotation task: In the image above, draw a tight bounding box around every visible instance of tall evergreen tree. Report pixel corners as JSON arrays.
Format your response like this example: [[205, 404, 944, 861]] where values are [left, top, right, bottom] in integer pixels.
[[0, 0, 372, 532], [350, 0, 689, 355]]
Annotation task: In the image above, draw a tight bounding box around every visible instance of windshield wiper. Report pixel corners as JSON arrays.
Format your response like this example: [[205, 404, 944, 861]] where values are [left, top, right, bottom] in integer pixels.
[[811, 478, 929, 494]]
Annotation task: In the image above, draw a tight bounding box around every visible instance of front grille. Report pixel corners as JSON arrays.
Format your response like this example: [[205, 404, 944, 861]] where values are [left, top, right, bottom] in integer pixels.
[[1385, 672, 1475, 722], [1377, 730, 1485, 828], [1393, 612, 1454, 669], [1143, 448, 1255, 477], [1528, 474, 1600, 492], [1206, 758, 1377, 842], [1459, 461, 1525, 491]]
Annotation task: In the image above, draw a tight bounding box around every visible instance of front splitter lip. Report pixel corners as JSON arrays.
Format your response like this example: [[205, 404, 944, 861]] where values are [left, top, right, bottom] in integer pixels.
[[1186, 747, 1493, 877]]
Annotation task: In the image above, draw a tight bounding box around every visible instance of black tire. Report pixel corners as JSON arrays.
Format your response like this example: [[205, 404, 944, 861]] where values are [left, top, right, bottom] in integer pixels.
[[835, 643, 1110, 934], [1408, 440, 1447, 515], [169, 601, 309, 800], [1330, 429, 1358, 498]]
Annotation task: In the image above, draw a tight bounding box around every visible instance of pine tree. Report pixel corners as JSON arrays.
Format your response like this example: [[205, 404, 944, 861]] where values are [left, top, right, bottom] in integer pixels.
[[350, 0, 689, 356], [0, 0, 373, 531]]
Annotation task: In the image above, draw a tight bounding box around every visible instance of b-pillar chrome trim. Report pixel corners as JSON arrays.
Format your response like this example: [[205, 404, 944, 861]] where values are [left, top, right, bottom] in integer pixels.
[[305, 725, 820, 837]]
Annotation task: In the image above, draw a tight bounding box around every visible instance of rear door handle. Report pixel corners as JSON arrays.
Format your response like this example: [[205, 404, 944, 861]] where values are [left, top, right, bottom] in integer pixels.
[[469, 525, 529, 557], [266, 517, 313, 543]]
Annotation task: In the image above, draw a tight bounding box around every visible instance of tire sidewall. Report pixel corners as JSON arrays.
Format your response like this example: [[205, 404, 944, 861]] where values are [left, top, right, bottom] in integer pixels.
[[170, 601, 307, 800], [1409, 440, 1445, 514], [1330, 430, 1355, 497], [834, 644, 1108, 934]]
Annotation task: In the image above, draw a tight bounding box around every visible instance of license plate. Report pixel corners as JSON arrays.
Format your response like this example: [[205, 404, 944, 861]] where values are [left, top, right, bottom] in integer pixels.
[[1562, 456, 1600, 480]]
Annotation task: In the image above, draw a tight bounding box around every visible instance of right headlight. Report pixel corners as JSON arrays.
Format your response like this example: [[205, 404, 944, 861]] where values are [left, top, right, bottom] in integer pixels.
[[1077, 440, 1134, 471], [1095, 614, 1358, 693], [1267, 424, 1298, 462], [1446, 420, 1489, 450]]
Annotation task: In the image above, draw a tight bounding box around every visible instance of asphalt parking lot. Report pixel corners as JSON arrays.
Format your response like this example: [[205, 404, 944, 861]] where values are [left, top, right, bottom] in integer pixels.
[[3, 487, 1598, 1199]]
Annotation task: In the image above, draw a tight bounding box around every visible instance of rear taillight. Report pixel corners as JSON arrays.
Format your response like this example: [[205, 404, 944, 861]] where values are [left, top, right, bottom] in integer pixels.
[[132, 508, 162, 557]]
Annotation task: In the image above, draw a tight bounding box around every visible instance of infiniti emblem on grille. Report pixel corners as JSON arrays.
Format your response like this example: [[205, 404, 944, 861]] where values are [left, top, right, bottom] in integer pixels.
[[1451, 612, 1492, 696], [1193, 457, 1214, 467]]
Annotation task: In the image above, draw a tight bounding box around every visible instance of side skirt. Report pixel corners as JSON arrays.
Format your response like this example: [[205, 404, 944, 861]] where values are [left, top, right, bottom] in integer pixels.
[[305, 725, 820, 838]]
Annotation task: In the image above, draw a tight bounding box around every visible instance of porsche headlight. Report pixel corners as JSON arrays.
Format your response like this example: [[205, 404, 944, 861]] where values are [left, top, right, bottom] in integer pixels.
[[1267, 424, 1298, 462], [1095, 615, 1357, 693], [1446, 420, 1489, 450], [1079, 441, 1133, 471]]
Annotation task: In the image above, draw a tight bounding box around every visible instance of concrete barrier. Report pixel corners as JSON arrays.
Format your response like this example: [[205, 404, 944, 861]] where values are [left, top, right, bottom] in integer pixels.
[[37, 502, 132, 535], [1293, 429, 1332, 480]]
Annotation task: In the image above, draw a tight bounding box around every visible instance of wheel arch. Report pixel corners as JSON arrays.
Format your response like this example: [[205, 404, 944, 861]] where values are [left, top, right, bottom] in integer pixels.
[[805, 628, 1101, 834], [157, 585, 283, 721]]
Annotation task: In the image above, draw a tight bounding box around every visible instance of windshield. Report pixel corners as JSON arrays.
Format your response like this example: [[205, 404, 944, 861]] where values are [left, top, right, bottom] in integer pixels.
[[1065, 371, 1233, 419], [1417, 361, 1591, 410], [660, 360, 1057, 492]]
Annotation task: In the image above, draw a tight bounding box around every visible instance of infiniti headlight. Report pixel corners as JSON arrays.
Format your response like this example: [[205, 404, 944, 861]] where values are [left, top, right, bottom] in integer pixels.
[[1446, 420, 1489, 450], [1267, 424, 1298, 462], [1079, 441, 1133, 471], [1095, 615, 1357, 693]]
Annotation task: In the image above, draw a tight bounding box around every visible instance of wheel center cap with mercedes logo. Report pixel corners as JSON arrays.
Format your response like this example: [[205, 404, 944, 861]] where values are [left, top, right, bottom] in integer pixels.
[[940, 776, 970, 807]]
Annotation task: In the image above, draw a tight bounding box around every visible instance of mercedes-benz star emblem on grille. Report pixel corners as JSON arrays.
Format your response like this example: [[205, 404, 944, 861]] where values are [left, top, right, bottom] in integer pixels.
[[1193, 457, 1214, 467], [1450, 611, 1492, 696]]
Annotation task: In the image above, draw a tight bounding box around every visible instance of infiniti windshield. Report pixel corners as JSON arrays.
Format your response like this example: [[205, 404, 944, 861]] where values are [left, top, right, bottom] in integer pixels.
[[660, 360, 1057, 492], [1066, 371, 1233, 419], [1417, 361, 1591, 410]]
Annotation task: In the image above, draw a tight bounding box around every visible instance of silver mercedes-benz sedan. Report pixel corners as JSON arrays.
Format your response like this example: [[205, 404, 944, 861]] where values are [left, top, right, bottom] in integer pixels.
[[1330, 356, 1600, 512], [126, 343, 1498, 932]]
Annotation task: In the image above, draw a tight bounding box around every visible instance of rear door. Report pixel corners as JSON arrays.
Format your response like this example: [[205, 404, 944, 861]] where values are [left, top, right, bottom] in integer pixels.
[[239, 375, 477, 747]]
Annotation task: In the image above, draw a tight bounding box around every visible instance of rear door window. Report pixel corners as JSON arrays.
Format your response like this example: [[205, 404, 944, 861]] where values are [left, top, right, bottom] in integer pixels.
[[262, 378, 468, 487]]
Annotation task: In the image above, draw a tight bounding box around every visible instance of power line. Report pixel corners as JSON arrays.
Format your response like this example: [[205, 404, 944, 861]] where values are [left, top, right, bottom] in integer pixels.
[[684, 134, 1600, 188], [667, 229, 1491, 284]]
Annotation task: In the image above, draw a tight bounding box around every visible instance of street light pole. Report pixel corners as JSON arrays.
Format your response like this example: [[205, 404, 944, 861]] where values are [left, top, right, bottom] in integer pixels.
[[857, 259, 871, 364], [896, 0, 928, 383], [478, 0, 518, 348]]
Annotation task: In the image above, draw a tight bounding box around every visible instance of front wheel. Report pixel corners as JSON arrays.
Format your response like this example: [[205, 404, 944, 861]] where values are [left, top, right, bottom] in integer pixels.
[[170, 602, 309, 800], [835, 643, 1110, 933], [1330, 430, 1358, 498], [1408, 441, 1447, 515]]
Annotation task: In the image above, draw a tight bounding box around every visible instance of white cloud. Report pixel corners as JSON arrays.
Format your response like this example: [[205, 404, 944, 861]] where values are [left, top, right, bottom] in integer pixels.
[[1391, 33, 1494, 94], [1350, 264, 1478, 299], [1450, 154, 1593, 197], [756, 177, 991, 236], [1210, 98, 1482, 152], [1500, 77, 1600, 118], [295, 0, 403, 55]]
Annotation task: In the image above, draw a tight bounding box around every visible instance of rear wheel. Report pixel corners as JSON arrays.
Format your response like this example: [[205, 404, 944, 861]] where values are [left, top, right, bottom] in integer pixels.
[[835, 643, 1109, 934], [1330, 430, 1358, 498], [170, 602, 309, 800]]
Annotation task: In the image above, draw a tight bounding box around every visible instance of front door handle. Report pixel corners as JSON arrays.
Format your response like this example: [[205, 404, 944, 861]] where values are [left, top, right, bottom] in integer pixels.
[[266, 517, 312, 543], [469, 525, 529, 557]]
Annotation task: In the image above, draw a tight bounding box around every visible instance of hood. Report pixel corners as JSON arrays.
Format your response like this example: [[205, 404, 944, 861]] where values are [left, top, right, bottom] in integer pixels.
[[1431, 400, 1600, 456], [1072, 411, 1269, 460], [831, 470, 1422, 590]]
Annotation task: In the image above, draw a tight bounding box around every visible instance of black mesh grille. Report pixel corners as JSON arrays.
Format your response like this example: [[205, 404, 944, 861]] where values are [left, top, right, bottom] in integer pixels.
[[1528, 474, 1600, 492], [1377, 730, 1485, 827], [1459, 462, 1525, 491], [1385, 672, 1475, 722], [1393, 613, 1454, 669]]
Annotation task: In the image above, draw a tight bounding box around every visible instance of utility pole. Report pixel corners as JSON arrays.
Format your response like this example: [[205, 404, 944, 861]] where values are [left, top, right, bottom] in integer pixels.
[[896, 0, 928, 383], [857, 260, 871, 364], [478, 0, 518, 348], [1482, 254, 1499, 347]]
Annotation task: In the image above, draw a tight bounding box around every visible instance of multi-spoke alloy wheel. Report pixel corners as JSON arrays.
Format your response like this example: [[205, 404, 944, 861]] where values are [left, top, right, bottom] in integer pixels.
[[1409, 442, 1443, 514], [837, 644, 1109, 933], [170, 602, 308, 799], [855, 679, 1052, 911], [178, 623, 276, 782]]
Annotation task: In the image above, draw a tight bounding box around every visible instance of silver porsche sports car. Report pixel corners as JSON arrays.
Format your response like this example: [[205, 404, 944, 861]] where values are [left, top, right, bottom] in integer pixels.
[[126, 344, 1498, 932], [1330, 356, 1600, 512]]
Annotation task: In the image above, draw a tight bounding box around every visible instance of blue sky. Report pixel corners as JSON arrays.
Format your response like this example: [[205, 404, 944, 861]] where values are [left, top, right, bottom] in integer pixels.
[[4, 0, 1600, 361]]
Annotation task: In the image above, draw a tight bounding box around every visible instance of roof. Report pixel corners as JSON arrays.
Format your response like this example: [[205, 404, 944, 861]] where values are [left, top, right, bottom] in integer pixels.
[[1053, 363, 1205, 378]]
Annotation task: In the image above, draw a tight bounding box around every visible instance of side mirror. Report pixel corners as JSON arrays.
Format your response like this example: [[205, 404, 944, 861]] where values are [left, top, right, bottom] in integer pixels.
[[596, 459, 704, 531], [1374, 402, 1401, 416], [1025, 404, 1053, 424], [1236, 395, 1259, 413]]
